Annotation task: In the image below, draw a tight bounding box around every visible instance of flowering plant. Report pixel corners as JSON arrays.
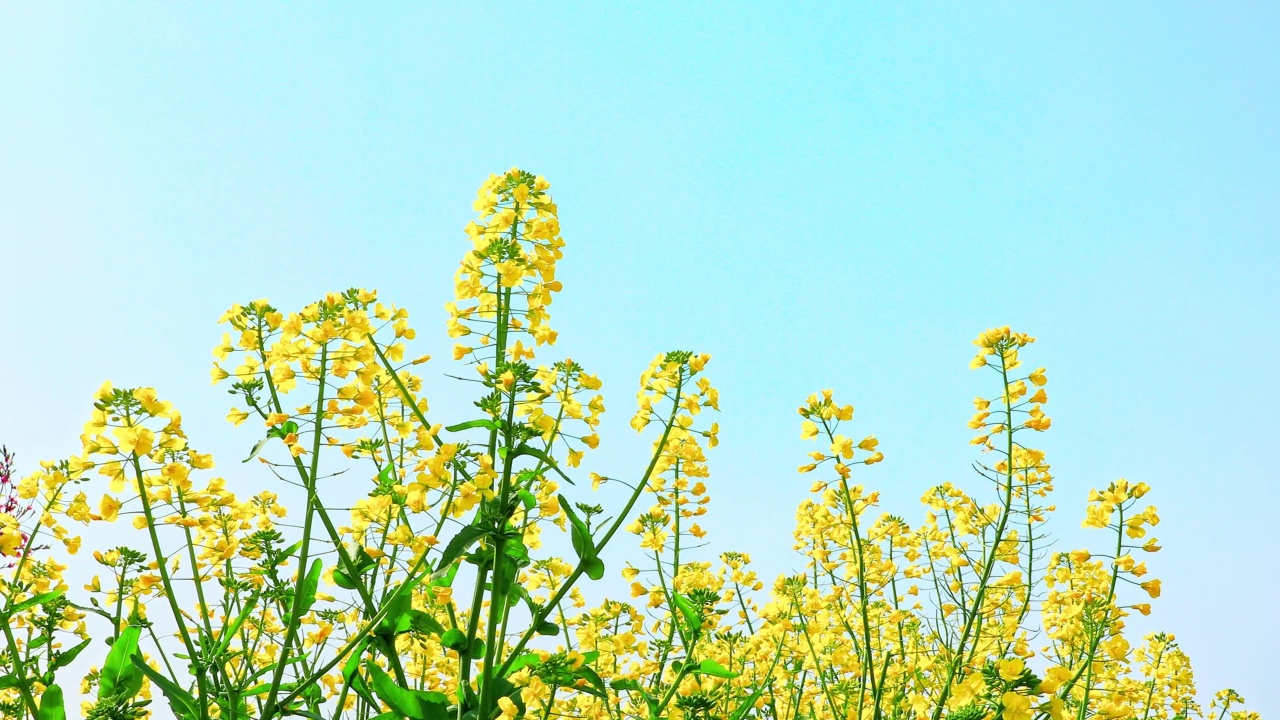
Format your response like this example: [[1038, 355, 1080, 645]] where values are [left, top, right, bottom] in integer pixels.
[[0, 170, 1258, 720]]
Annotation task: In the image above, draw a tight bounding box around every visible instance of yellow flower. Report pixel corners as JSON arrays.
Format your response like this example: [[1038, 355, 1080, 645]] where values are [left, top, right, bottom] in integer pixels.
[[98, 495, 121, 523], [800, 420, 819, 440], [996, 657, 1025, 681], [0, 514, 24, 556], [210, 363, 230, 384], [112, 426, 155, 458], [1002, 691, 1033, 720]]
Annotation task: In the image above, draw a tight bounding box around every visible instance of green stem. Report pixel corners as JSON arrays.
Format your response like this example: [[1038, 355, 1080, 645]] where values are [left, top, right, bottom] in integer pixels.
[[263, 341, 329, 718], [495, 375, 686, 679], [131, 454, 211, 720]]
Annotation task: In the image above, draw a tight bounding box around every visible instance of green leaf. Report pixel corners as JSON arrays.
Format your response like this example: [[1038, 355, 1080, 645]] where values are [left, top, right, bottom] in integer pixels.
[[349, 673, 381, 710], [341, 639, 369, 683], [517, 490, 537, 510], [436, 524, 488, 571], [296, 558, 324, 617], [334, 569, 360, 590], [558, 496, 595, 562], [582, 556, 605, 581], [407, 609, 446, 637], [242, 438, 270, 463], [535, 620, 560, 636], [36, 684, 66, 720], [0, 676, 15, 690], [430, 560, 459, 588], [245, 421, 299, 462], [503, 536, 530, 567], [52, 637, 92, 670], [377, 464, 395, 485], [441, 629, 469, 651], [244, 656, 304, 684], [505, 653, 543, 675], [375, 582, 417, 638], [268, 420, 299, 439], [574, 665, 608, 698], [611, 679, 658, 717], [512, 445, 574, 484], [8, 590, 64, 616], [445, 419, 499, 433], [357, 546, 381, 571], [99, 626, 141, 700], [695, 659, 740, 679], [131, 657, 198, 720], [671, 593, 701, 638], [727, 679, 771, 720], [214, 590, 261, 657], [367, 662, 423, 717]]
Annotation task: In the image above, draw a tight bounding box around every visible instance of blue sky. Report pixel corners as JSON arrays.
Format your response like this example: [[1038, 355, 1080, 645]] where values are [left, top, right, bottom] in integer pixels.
[[2, 3, 1278, 712]]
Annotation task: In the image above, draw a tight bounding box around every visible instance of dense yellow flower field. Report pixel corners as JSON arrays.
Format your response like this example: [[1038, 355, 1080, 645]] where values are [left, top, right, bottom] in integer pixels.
[[0, 171, 1259, 720]]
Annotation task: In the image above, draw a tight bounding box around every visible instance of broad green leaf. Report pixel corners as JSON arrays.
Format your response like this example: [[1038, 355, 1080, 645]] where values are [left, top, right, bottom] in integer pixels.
[[214, 590, 260, 657], [245, 421, 299, 462], [131, 657, 198, 720], [8, 590, 64, 616], [671, 593, 701, 638], [611, 679, 658, 716], [441, 629, 469, 651], [574, 665, 608, 698], [430, 561, 459, 588], [366, 661, 423, 718], [445, 419, 499, 433], [512, 444, 574, 484], [268, 420, 299, 439], [356, 546, 381, 571], [727, 639, 785, 720], [583, 556, 605, 580], [696, 659, 740, 679], [341, 639, 369, 683], [243, 656, 305, 684], [375, 584, 415, 637], [503, 536, 530, 566], [52, 638, 92, 670], [408, 609, 446, 637], [36, 684, 66, 720], [296, 558, 323, 616], [99, 626, 141, 700], [242, 438, 269, 463], [436, 524, 488, 571], [517, 489, 537, 510], [558, 496, 595, 562], [505, 653, 543, 675]]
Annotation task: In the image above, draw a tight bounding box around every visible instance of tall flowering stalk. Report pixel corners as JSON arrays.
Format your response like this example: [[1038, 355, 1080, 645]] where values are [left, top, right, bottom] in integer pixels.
[[0, 172, 1260, 720]]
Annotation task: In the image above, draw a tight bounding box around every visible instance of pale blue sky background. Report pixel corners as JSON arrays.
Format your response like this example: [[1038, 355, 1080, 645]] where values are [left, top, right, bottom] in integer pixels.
[[2, 3, 1278, 713]]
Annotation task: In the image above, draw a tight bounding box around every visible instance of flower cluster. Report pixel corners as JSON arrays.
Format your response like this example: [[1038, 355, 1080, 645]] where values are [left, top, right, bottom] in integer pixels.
[[0, 176, 1258, 720]]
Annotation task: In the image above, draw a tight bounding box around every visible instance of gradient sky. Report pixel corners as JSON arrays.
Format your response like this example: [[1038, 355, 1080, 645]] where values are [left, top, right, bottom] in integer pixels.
[[2, 3, 1278, 713]]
